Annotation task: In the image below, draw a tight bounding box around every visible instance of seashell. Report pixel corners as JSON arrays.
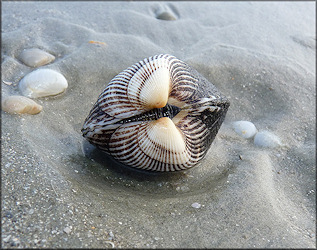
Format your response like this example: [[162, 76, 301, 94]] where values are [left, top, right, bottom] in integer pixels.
[[254, 131, 282, 148], [232, 120, 258, 139], [19, 69, 68, 98], [19, 48, 55, 67], [82, 54, 230, 172], [1, 95, 42, 115], [156, 11, 177, 21]]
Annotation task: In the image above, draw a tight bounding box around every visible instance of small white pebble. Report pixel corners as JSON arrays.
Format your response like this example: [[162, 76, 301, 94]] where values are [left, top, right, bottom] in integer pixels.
[[191, 202, 201, 209], [63, 226, 72, 234], [254, 131, 282, 148], [109, 231, 114, 238], [232, 120, 258, 139]]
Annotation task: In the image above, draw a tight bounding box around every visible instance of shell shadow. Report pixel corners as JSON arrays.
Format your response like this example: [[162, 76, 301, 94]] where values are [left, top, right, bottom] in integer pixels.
[[63, 139, 232, 198], [81, 139, 191, 182]]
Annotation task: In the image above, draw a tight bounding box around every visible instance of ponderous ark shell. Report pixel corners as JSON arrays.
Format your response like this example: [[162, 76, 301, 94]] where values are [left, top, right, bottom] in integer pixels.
[[1, 95, 42, 115], [19, 69, 68, 98], [82, 54, 230, 172]]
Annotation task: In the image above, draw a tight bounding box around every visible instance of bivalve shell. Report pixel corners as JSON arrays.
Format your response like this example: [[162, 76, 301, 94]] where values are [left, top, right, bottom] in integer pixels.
[[19, 48, 55, 67], [19, 69, 68, 98], [82, 54, 230, 172], [1, 95, 42, 115]]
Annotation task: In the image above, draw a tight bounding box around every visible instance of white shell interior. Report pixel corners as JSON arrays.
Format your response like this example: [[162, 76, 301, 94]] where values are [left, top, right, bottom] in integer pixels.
[[138, 117, 188, 164], [128, 59, 171, 110]]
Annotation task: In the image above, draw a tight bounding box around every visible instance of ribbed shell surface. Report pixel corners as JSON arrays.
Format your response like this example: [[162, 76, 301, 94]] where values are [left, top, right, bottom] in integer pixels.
[[82, 54, 230, 172]]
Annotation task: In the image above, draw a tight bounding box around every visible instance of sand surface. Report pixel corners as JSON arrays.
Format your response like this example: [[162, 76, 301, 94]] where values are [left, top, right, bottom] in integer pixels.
[[1, 1, 316, 248]]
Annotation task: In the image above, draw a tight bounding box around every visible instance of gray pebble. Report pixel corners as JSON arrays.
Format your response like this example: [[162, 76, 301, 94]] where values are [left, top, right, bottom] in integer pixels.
[[254, 131, 282, 148]]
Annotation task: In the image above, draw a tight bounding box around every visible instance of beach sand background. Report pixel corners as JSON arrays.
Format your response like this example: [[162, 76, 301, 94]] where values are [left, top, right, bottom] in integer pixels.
[[1, 1, 316, 248]]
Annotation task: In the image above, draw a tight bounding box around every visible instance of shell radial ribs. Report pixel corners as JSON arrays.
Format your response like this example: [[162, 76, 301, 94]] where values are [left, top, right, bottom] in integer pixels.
[[82, 54, 230, 172]]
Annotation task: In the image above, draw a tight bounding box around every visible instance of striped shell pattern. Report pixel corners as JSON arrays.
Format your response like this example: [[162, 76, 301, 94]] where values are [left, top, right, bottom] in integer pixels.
[[82, 54, 230, 172]]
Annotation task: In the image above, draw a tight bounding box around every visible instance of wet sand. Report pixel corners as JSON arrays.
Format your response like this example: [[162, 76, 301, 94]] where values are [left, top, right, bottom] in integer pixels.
[[1, 1, 316, 248]]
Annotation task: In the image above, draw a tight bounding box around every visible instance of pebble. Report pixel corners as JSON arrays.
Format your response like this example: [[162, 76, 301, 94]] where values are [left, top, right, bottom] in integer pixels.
[[191, 202, 201, 209], [63, 226, 72, 234], [156, 11, 177, 21], [176, 185, 190, 192], [108, 231, 114, 240], [232, 120, 258, 139], [19, 69, 68, 98], [19, 48, 55, 67], [1, 95, 42, 115], [254, 131, 282, 148]]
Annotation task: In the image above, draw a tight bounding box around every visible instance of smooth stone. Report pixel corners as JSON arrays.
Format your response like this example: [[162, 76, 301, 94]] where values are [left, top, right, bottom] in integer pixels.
[[19, 69, 68, 98], [254, 131, 282, 148], [1, 95, 42, 115], [191, 202, 201, 209], [156, 11, 177, 21], [19, 48, 55, 67], [63, 226, 72, 234], [232, 120, 258, 139]]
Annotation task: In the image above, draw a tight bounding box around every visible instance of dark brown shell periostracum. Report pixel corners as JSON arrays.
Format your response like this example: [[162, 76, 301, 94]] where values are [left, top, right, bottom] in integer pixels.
[[82, 54, 230, 172]]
